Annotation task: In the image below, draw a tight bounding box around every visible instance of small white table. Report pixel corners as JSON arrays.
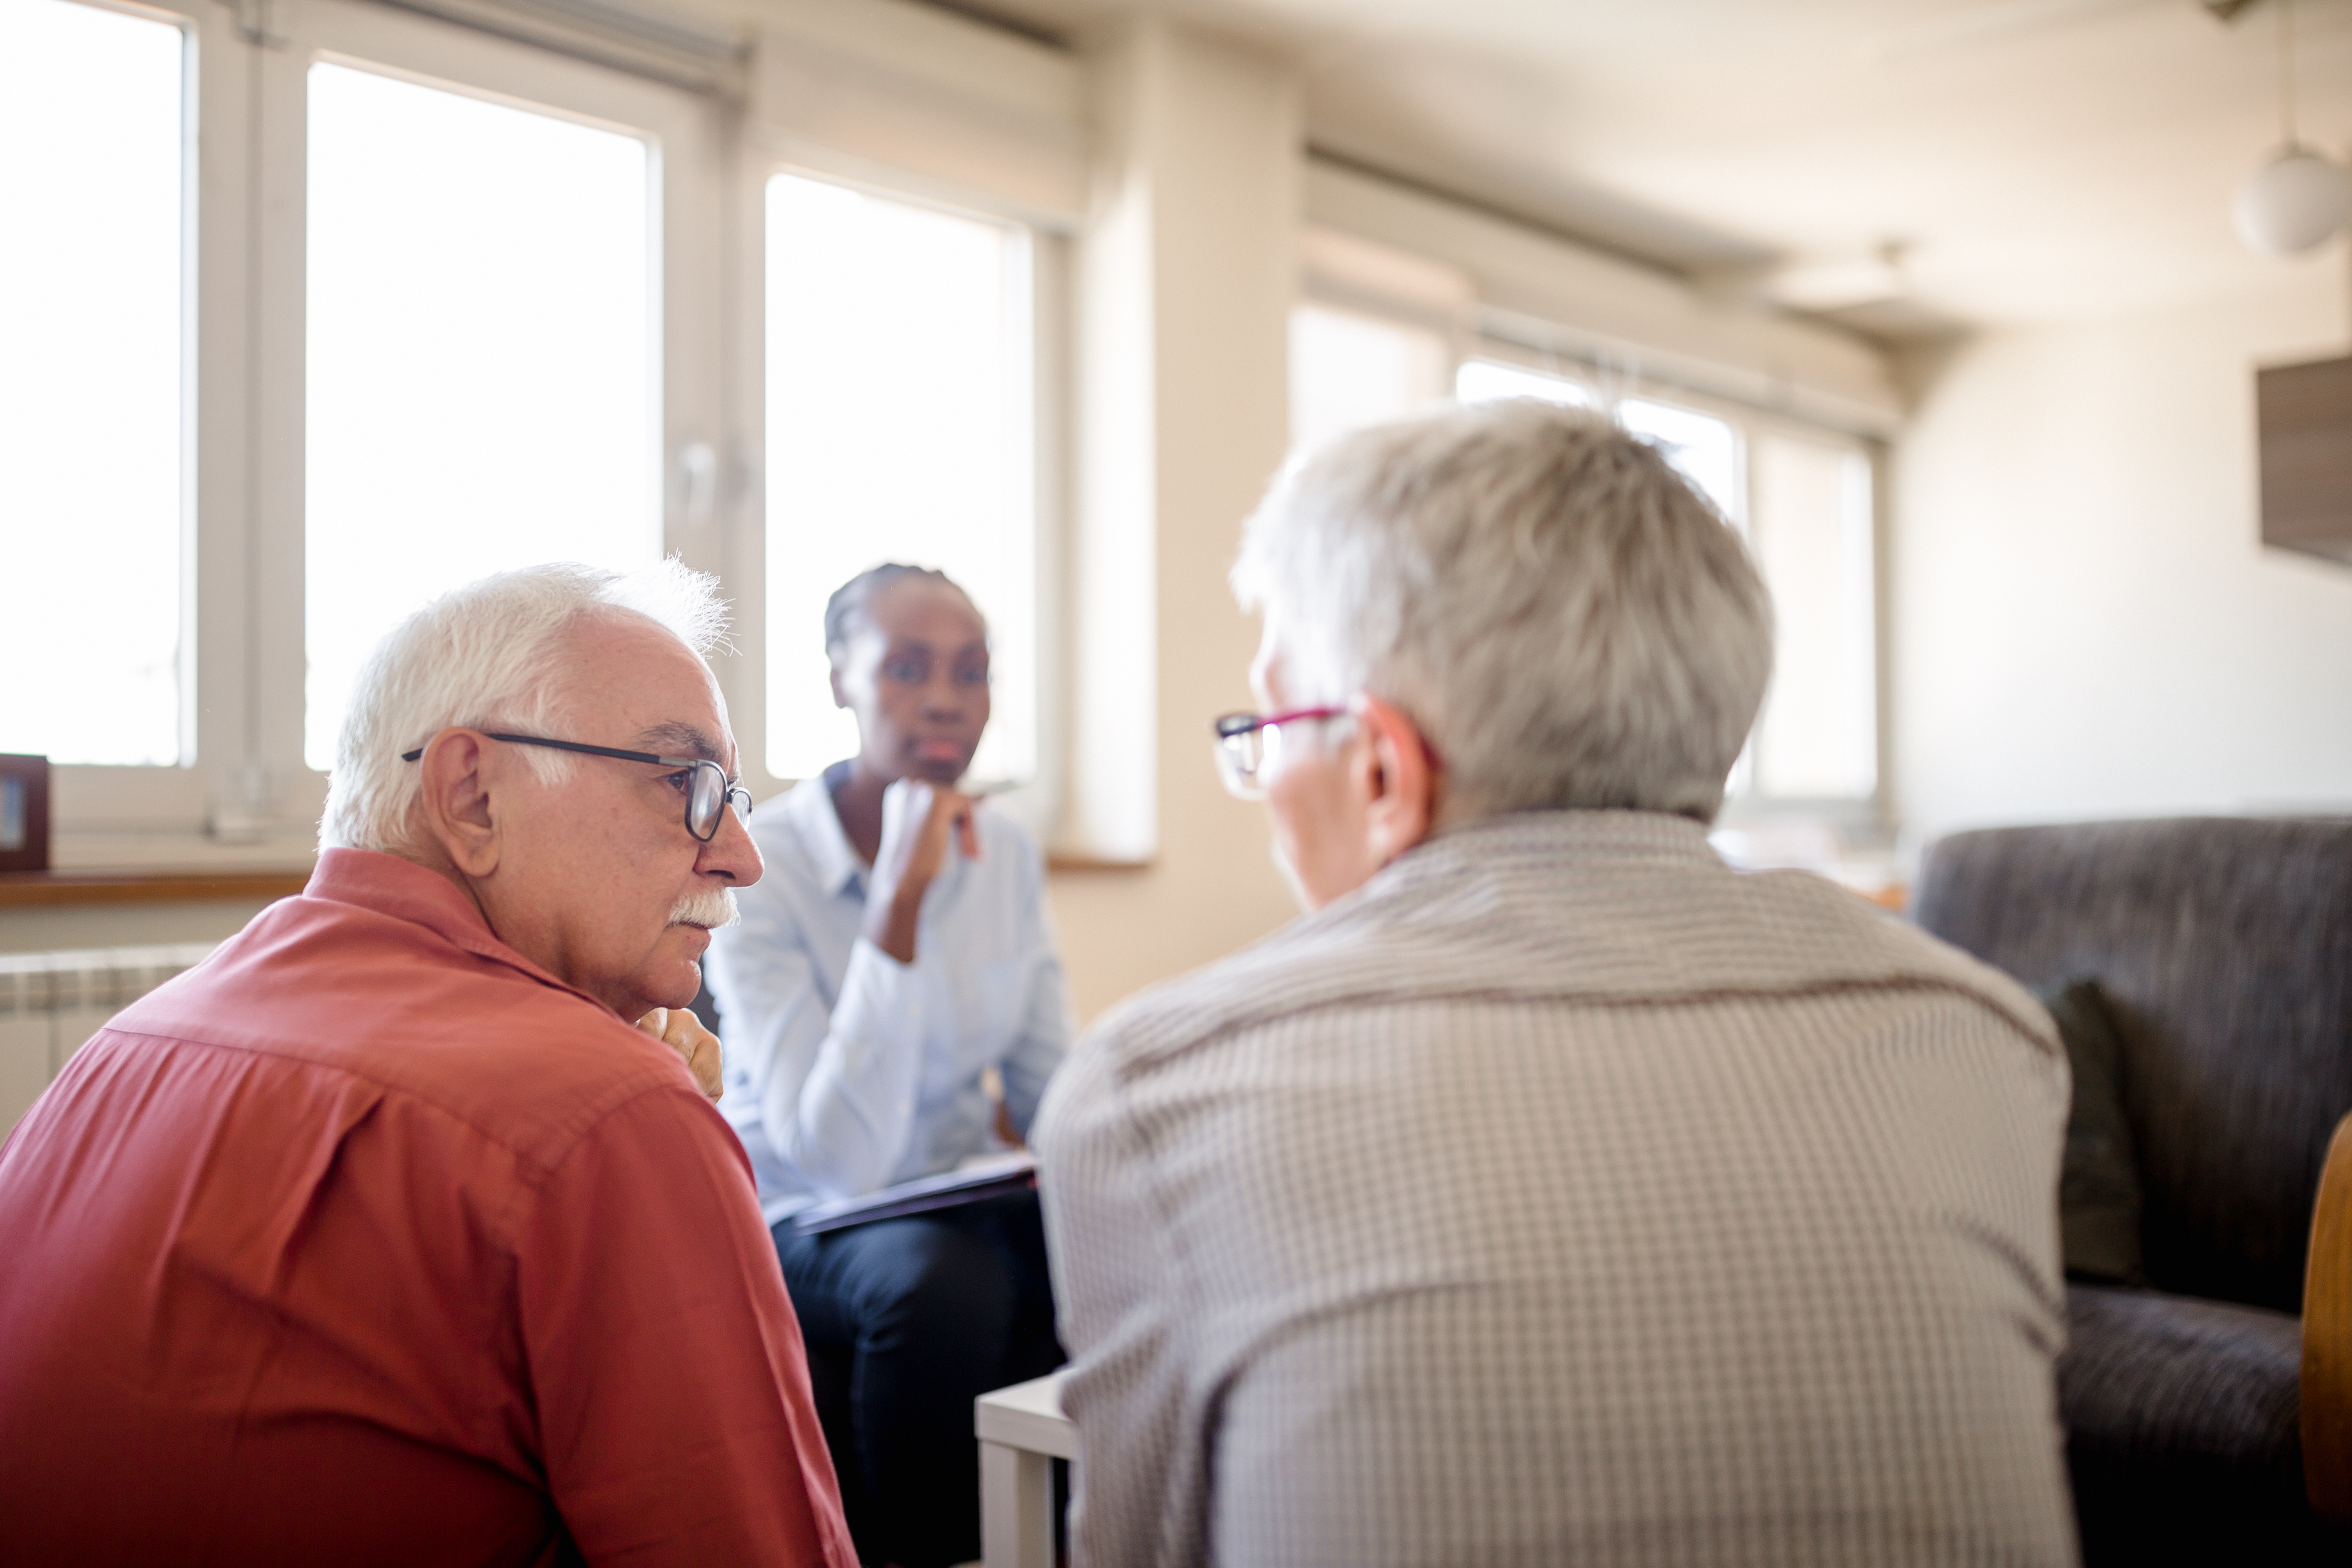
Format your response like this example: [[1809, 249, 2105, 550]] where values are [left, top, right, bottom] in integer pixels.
[[975, 1370, 1073, 1568]]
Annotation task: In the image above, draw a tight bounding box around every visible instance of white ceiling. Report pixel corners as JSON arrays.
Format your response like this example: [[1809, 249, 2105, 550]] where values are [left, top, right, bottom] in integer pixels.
[[948, 0, 2352, 339]]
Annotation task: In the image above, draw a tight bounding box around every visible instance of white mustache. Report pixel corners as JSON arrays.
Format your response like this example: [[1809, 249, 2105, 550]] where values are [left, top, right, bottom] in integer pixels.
[[668, 886, 741, 930]]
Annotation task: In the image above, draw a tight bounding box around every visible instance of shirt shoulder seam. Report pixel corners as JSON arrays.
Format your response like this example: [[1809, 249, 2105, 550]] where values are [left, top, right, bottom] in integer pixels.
[[1102, 973, 2058, 1087], [91, 1024, 697, 1181]]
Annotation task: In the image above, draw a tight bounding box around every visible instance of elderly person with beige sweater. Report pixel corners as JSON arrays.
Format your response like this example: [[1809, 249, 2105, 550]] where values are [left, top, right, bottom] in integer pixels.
[[1036, 400, 2075, 1568]]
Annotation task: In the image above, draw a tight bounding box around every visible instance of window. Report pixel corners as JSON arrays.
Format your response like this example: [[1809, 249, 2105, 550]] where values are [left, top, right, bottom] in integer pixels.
[[16, 0, 1071, 867], [2, 0, 729, 863], [0, 0, 187, 766], [11, 0, 1076, 869], [763, 172, 1038, 789], [304, 62, 660, 767], [1618, 398, 1743, 526], [1749, 433, 1876, 799]]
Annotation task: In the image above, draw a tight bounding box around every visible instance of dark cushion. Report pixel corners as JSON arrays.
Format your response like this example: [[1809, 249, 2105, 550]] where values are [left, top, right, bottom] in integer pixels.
[[2059, 1284, 2346, 1563], [1913, 817, 2352, 1312], [2039, 978, 2147, 1287]]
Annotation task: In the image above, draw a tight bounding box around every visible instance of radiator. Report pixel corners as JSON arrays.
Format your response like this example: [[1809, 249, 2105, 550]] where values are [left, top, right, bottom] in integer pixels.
[[0, 943, 220, 1136]]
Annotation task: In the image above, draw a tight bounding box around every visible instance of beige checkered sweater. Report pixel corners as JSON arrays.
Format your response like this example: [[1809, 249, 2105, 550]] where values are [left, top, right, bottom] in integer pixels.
[[1035, 810, 2075, 1567]]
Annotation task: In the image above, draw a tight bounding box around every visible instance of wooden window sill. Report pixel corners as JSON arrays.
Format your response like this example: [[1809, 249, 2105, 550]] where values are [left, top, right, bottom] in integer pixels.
[[1045, 853, 1154, 874], [0, 871, 313, 909]]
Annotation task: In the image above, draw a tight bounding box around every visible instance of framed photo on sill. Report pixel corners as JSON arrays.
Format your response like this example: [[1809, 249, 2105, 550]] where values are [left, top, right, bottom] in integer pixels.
[[0, 754, 51, 874]]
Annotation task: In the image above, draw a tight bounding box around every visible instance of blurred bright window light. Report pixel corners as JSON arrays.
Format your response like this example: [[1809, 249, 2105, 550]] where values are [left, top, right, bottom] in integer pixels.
[[1288, 303, 1450, 454], [306, 63, 656, 771], [0, 0, 186, 765], [1618, 397, 1742, 526], [765, 172, 1035, 787], [1750, 433, 1876, 799], [1454, 359, 1592, 408]]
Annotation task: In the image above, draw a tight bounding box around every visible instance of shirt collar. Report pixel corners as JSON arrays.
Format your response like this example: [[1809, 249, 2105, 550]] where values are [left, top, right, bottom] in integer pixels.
[[779, 765, 980, 903], [302, 846, 617, 1013], [1393, 807, 1722, 887], [783, 765, 866, 899]]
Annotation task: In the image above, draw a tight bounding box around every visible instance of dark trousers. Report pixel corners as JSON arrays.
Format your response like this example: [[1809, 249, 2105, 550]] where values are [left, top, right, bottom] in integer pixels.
[[776, 1189, 1063, 1568]]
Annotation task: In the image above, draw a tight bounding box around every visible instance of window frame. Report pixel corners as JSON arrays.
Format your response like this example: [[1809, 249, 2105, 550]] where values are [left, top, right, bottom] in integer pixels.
[[39, 0, 1075, 869], [39, 0, 729, 869]]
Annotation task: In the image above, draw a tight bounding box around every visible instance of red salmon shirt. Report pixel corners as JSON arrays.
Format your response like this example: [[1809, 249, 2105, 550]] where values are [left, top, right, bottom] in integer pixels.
[[0, 848, 855, 1568]]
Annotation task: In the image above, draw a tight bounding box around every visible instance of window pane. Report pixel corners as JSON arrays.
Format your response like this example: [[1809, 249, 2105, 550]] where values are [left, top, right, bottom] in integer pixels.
[[1751, 434, 1876, 799], [1456, 359, 1590, 408], [765, 173, 1034, 785], [0, 0, 185, 765], [1619, 397, 1741, 524], [306, 64, 656, 769], [1289, 304, 1449, 454]]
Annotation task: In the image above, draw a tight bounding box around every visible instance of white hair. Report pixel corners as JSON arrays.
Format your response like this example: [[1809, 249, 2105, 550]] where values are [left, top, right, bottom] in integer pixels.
[[1231, 399, 1774, 824], [321, 559, 731, 855]]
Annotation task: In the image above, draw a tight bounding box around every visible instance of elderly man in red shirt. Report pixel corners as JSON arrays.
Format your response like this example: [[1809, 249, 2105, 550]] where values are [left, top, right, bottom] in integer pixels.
[[0, 562, 855, 1568]]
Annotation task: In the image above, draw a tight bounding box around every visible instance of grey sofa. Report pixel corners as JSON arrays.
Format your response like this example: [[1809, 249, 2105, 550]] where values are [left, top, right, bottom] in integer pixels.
[[1912, 817, 2352, 1563]]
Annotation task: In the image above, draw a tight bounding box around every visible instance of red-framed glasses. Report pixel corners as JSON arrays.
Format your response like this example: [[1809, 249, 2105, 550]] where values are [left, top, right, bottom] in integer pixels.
[[1209, 707, 1348, 800]]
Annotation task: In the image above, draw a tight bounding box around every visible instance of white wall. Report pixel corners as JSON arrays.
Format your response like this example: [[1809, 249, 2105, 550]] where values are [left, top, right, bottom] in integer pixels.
[[0, 901, 272, 956], [1892, 265, 2352, 849], [1046, 18, 1303, 1024]]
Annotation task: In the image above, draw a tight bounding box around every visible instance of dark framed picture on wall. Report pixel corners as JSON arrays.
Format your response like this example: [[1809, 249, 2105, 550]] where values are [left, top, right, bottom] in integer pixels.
[[0, 754, 51, 874]]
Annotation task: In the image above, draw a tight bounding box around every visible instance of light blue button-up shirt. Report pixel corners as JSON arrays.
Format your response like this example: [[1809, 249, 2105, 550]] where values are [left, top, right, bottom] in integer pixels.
[[706, 768, 1073, 1226]]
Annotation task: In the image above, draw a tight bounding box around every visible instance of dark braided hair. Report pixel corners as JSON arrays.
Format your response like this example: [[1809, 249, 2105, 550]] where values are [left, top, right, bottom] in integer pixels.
[[822, 563, 973, 660]]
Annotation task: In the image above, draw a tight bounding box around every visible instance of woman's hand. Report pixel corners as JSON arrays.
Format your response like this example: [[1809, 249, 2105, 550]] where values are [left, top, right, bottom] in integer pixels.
[[637, 1006, 724, 1101], [862, 779, 981, 964]]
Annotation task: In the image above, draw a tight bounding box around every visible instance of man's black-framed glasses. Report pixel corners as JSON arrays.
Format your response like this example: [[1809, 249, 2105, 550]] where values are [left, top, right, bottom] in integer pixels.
[[400, 733, 753, 842]]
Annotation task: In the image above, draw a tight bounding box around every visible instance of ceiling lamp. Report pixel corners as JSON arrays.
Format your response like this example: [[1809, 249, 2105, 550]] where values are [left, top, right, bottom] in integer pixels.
[[2230, 0, 2351, 255], [2236, 150, 2352, 253]]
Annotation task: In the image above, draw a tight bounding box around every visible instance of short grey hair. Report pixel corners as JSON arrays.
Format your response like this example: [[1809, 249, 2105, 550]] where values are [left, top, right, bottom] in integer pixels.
[[1231, 399, 1773, 824], [321, 559, 731, 855]]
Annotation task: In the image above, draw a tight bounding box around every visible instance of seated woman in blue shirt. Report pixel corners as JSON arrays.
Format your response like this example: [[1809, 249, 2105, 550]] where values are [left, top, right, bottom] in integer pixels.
[[706, 563, 1071, 1568]]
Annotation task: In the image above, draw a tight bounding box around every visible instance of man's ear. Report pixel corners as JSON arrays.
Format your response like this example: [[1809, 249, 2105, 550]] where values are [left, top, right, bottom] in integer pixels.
[[415, 729, 502, 878], [828, 657, 851, 712], [1352, 692, 1439, 869]]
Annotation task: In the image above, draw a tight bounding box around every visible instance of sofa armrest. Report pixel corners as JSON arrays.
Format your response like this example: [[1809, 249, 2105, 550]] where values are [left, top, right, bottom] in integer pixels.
[[2305, 1112, 2352, 1521]]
